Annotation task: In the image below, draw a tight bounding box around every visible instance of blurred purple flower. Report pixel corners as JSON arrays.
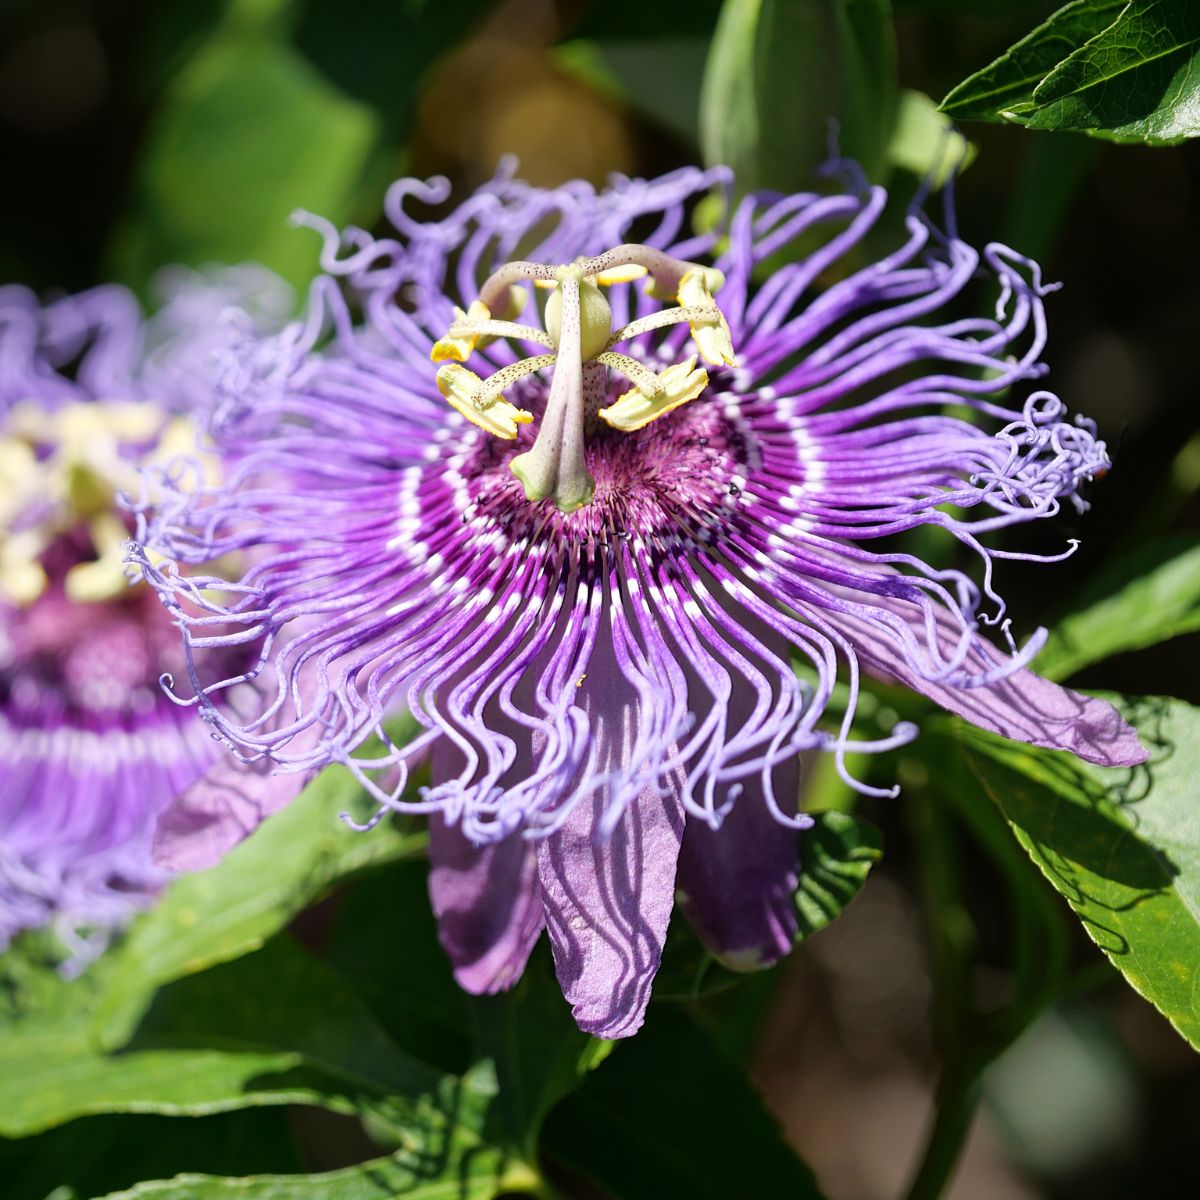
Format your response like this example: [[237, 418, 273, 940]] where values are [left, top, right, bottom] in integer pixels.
[[132, 164, 1144, 1036], [0, 267, 289, 968]]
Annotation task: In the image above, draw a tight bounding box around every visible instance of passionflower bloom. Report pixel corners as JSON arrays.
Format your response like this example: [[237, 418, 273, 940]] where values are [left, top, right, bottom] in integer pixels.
[[132, 163, 1144, 1036], [0, 268, 286, 966]]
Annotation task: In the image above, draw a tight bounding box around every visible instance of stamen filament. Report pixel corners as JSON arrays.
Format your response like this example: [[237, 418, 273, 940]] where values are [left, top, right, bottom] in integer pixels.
[[478, 261, 557, 313], [594, 351, 664, 398], [477, 354, 557, 404], [607, 305, 723, 348], [448, 319, 555, 349], [598, 355, 709, 432]]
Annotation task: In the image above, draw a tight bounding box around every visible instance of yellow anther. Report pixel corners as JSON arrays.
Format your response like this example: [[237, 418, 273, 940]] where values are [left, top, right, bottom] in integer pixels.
[[589, 264, 649, 287], [436, 363, 533, 440], [431, 300, 493, 363], [0, 530, 48, 607], [598, 355, 709, 432], [678, 268, 737, 367], [64, 512, 131, 603]]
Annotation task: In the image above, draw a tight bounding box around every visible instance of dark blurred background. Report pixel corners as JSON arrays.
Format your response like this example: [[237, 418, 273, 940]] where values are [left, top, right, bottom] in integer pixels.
[[3, 1, 1197, 1196]]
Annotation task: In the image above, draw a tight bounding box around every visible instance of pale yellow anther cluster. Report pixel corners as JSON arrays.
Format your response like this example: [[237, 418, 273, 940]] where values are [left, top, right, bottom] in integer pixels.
[[0, 400, 204, 607], [427, 245, 738, 511]]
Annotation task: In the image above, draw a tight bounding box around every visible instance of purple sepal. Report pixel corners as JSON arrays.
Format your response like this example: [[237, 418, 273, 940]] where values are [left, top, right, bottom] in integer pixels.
[[834, 601, 1147, 768], [428, 815, 543, 994], [676, 757, 801, 971], [152, 751, 316, 872]]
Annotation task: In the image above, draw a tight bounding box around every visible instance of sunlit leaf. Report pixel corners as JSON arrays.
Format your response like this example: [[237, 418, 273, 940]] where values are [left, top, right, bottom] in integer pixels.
[[941, 0, 1125, 121], [0, 937, 446, 1136], [795, 811, 884, 940], [1037, 538, 1200, 680], [90, 742, 426, 1050], [957, 696, 1200, 1050], [886, 88, 976, 183], [942, 0, 1200, 145]]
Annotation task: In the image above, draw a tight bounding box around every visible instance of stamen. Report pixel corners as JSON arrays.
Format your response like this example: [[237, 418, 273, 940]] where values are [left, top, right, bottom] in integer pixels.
[[65, 512, 132, 603], [476, 354, 558, 405], [590, 263, 649, 286], [0, 529, 48, 606], [450, 319, 554, 349], [1, 400, 197, 607], [678, 268, 737, 366], [573, 244, 716, 301], [598, 355, 709, 432], [534, 263, 648, 289], [431, 301, 494, 363], [436, 362, 538, 439]]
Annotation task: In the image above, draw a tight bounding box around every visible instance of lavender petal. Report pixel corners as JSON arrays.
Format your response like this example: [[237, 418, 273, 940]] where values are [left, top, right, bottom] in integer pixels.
[[676, 756, 802, 971], [428, 814, 543, 994]]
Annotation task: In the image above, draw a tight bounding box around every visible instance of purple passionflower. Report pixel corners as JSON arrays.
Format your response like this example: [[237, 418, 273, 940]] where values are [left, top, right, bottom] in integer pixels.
[[132, 163, 1144, 1036], [0, 268, 288, 967]]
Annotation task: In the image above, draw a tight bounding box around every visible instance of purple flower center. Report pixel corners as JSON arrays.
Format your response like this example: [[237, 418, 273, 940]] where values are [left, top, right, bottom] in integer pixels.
[[1, 530, 185, 722], [445, 368, 750, 546]]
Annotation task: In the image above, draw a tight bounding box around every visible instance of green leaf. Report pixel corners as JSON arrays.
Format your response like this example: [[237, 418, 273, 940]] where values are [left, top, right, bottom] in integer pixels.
[[543, 1005, 824, 1198], [109, 22, 381, 293], [941, 1, 1126, 121], [90, 755, 426, 1049], [468, 946, 613, 1160], [700, 0, 898, 193], [957, 696, 1200, 1050], [1, 1110, 302, 1200], [0, 936, 446, 1136], [941, 0, 1200, 145], [795, 811, 884, 940], [94, 1147, 511, 1200], [327, 861, 474, 1076], [1037, 538, 1200, 680]]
